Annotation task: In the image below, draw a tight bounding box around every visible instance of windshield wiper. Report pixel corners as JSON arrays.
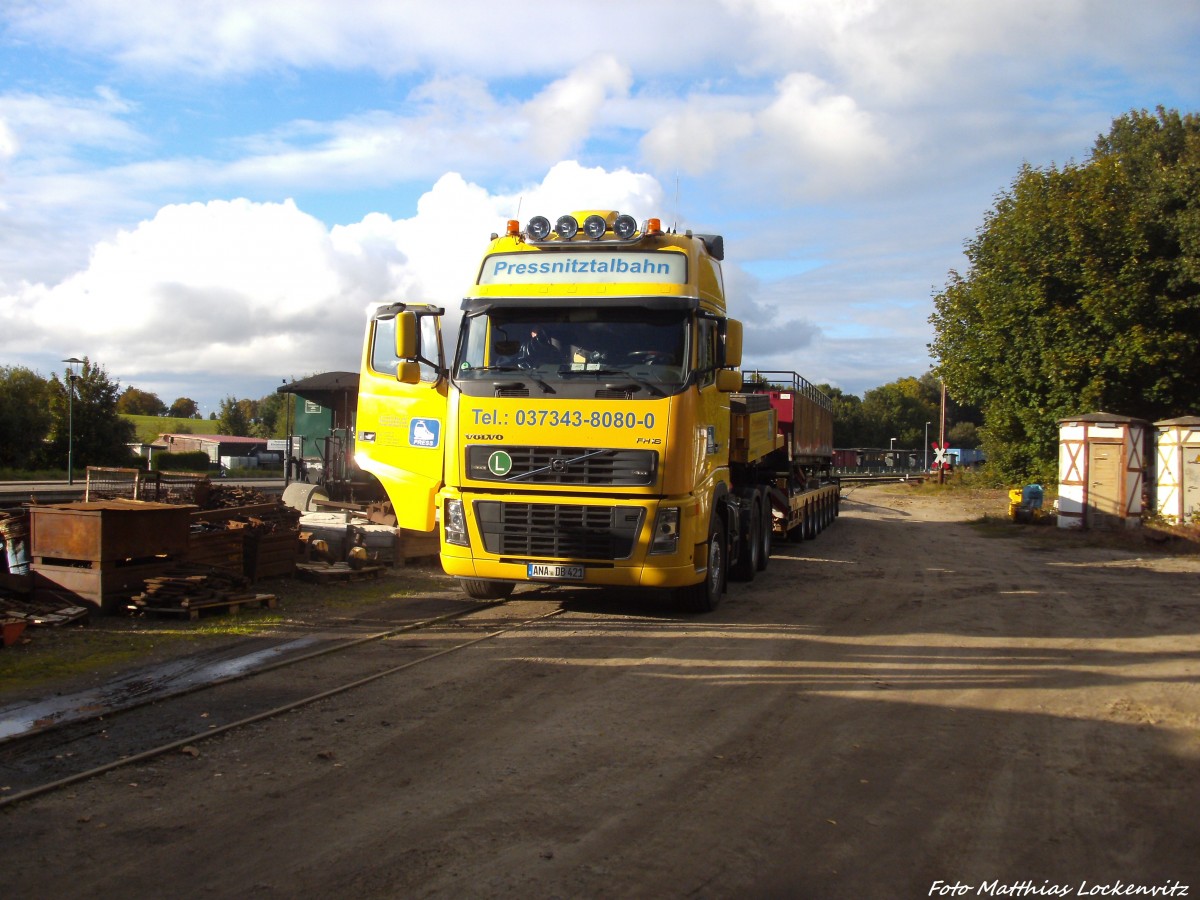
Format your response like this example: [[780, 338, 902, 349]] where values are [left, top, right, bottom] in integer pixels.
[[558, 368, 665, 397], [460, 365, 556, 393]]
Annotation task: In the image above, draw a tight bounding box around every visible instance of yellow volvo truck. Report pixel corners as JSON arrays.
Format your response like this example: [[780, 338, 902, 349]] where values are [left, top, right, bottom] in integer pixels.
[[354, 210, 839, 610]]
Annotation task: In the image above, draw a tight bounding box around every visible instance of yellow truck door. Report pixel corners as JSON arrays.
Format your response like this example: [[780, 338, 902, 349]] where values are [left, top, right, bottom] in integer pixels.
[[354, 304, 448, 532]]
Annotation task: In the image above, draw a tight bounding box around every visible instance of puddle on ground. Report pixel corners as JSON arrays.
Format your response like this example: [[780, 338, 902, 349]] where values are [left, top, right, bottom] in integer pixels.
[[0, 637, 321, 742]]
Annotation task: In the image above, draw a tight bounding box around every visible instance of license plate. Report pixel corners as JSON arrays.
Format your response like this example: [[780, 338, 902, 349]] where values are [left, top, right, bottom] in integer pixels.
[[528, 563, 585, 581]]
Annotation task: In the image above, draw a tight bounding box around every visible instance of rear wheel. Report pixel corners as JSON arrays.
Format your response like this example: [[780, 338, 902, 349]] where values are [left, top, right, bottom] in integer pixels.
[[732, 498, 761, 582], [460, 578, 514, 600], [757, 497, 772, 571], [679, 512, 725, 612]]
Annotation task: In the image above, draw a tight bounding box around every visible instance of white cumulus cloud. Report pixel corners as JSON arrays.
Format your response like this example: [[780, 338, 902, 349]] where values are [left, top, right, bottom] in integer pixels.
[[0, 163, 669, 403]]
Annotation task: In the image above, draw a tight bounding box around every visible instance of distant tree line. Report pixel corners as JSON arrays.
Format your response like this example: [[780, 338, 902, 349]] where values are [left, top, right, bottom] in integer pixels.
[[0, 360, 289, 474], [2, 358, 978, 476], [115, 388, 204, 419], [817, 372, 981, 451], [0, 359, 136, 473]]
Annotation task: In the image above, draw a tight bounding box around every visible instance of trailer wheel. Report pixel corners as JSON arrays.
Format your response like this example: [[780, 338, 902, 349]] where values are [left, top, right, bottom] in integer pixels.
[[803, 505, 816, 540], [679, 512, 725, 612], [787, 507, 805, 542], [757, 497, 772, 571], [732, 497, 760, 582], [460, 578, 514, 600]]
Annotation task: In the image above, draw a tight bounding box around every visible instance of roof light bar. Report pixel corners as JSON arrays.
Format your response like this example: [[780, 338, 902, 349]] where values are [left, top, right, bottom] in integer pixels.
[[521, 211, 649, 243]]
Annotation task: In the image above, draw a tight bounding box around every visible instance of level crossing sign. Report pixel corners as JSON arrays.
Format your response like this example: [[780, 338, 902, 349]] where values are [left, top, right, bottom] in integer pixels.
[[931, 442, 951, 470]]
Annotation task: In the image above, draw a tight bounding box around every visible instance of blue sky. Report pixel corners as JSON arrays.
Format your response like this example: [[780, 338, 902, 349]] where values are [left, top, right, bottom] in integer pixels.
[[1, 1, 1198, 415]]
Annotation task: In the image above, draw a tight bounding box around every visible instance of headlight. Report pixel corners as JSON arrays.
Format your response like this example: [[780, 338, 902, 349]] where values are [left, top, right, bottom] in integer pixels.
[[583, 214, 608, 239], [613, 214, 638, 240], [649, 506, 680, 555], [555, 215, 579, 240], [526, 216, 551, 241], [445, 499, 469, 546]]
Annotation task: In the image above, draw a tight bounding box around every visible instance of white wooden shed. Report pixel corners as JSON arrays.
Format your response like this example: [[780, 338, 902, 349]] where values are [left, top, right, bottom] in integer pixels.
[[1057, 413, 1152, 530], [1154, 416, 1200, 525]]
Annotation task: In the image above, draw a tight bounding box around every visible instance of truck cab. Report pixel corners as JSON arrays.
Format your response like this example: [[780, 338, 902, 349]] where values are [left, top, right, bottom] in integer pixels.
[[355, 211, 763, 610]]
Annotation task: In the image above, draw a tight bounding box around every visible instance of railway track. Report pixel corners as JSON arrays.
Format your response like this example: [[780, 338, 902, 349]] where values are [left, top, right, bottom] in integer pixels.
[[0, 598, 565, 809]]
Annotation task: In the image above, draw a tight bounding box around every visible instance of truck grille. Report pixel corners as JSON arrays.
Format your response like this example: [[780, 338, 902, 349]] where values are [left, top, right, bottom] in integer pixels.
[[466, 446, 656, 486], [474, 502, 644, 560]]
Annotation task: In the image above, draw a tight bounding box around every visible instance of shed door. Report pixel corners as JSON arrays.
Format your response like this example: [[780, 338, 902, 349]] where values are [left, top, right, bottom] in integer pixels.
[[1184, 445, 1200, 520], [1086, 442, 1122, 528]]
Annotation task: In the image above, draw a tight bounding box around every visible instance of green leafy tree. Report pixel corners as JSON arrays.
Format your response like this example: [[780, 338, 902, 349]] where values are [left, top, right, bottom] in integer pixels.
[[947, 421, 981, 449], [859, 377, 940, 449], [0, 366, 53, 469], [217, 395, 251, 436], [817, 384, 870, 447], [930, 107, 1200, 480], [48, 359, 137, 472], [168, 397, 199, 419], [254, 391, 288, 438], [116, 386, 167, 416]]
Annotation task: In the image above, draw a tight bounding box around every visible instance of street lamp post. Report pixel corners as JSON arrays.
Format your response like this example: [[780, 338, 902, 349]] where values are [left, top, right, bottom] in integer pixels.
[[889, 437, 897, 469], [62, 357, 84, 485], [924, 421, 931, 471]]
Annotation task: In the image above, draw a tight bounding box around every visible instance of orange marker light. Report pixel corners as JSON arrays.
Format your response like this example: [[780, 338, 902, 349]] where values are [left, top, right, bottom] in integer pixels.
[[506, 219, 520, 236], [646, 218, 662, 234]]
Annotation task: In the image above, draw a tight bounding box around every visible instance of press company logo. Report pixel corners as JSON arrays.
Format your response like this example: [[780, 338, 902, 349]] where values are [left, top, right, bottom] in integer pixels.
[[409, 418, 441, 448]]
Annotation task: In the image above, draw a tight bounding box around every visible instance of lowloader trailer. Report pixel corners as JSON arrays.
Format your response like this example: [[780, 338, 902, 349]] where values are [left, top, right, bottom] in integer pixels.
[[354, 210, 839, 611]]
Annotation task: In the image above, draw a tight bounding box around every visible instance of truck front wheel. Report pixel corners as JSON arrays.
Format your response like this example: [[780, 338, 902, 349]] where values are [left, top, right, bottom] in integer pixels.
[[460, 578, 515, 600], [679, 513, 726, 613]]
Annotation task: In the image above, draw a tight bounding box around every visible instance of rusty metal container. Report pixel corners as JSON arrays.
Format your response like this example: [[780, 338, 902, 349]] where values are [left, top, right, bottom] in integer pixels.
[[30, 500, 193, 612]]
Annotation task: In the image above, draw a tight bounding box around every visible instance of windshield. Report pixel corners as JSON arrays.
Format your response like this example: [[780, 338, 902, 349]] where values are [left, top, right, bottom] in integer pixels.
[[456, 306, 689, 396]]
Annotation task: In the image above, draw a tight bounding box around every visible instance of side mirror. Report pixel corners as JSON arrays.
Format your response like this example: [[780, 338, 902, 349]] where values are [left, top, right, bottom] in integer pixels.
[[716, 369, 742, 392], [394, 311, 419, 360], [396, 361, 422, 385], [723, 318, 743, 368]]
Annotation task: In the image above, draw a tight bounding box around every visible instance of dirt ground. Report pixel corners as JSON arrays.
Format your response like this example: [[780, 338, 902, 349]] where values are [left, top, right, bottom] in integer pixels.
[[3, 483, 1200, 899]]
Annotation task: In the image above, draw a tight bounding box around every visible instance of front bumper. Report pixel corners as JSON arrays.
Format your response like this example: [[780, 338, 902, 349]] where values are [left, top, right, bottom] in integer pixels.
[[438, 490, 707, 589]]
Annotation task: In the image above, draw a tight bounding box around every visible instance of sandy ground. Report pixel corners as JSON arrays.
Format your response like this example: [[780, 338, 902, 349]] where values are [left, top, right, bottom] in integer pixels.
[[2, 484, 1199, 899]]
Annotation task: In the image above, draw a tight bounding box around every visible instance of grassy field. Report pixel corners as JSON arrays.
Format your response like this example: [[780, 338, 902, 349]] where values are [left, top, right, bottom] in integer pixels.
[[123, 415, 221, 444]]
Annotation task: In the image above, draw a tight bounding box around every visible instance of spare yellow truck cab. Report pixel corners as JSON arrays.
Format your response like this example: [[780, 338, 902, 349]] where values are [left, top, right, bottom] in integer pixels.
[[354, 210, 833, 611]]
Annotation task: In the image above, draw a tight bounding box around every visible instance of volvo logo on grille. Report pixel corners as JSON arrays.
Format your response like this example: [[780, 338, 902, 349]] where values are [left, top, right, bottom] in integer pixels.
[[550, 458, 568, 473]]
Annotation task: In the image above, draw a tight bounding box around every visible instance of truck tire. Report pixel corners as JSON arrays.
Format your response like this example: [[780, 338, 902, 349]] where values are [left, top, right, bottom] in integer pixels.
[[679, 512, 725, 612], [787, 510, 804, 542], [757, 497, 772, 571], [460, 578, 515, 600], [731, 497, 761, 582]]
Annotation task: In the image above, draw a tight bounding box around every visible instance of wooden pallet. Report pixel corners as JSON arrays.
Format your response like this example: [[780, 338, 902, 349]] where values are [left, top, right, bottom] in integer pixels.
[[295, 562, 385, 584], [135, 593, 278, 620]]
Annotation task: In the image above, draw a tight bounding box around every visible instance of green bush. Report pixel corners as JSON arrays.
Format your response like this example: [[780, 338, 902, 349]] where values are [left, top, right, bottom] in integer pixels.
[[151, 451, 211, 472]]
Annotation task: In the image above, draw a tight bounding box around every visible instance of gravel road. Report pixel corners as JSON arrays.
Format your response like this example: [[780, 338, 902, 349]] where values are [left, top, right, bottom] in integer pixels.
[[3, 484, 1199, 899]]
